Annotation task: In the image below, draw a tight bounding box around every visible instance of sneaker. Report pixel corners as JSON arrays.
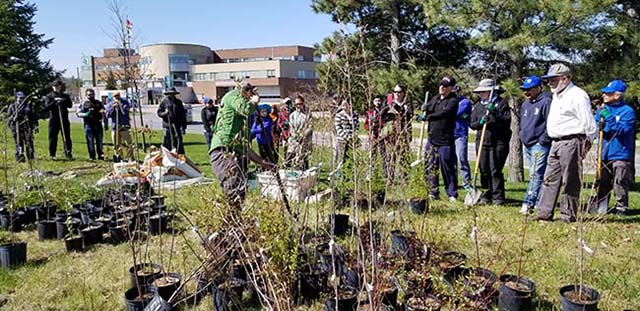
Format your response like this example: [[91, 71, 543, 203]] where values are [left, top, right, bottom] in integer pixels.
[[462, 184, 472, 191], [428, 194, 439, 200], [520, 204, 532, 215], [449, 196, 457, 203]]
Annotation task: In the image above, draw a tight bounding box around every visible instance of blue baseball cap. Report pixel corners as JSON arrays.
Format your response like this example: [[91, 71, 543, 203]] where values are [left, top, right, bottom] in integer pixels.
[[257, 104, 272, 113], [520, 76, 542, 90], [601, 80, 627, 93]]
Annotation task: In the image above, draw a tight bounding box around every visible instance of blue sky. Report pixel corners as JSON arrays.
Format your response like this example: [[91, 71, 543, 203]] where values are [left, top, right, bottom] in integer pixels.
[[34, 0, 342, 77]]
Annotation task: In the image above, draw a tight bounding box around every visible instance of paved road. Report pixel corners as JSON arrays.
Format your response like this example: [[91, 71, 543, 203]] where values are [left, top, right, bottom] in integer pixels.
[[68, 105, 640, 175]]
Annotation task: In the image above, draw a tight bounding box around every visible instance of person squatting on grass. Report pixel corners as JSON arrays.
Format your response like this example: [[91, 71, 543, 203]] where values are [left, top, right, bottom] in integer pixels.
[[44, 79, 73, 160], [209, 83, 274, 210], [105, 92, 133, 162], [469, 79, 512, 206], [250, 104, 275, 166], [158, 87, 188, 155], [8, 91, 37, 162], [518, 76, 552, 215], [418, 75, 460, 202], [454, 85, 472, 191], [286, 95, 313, 170], [76, 88, 106, 161], [591, 80, 636, 216], [201, 97, 219, 149], [536, 64, 597, 222], [380, 84, 413, 186]]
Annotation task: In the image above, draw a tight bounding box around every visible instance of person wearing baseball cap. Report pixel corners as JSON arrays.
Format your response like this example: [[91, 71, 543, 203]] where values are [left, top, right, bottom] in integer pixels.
[[536, 63, 597, 222], [518, 76, 552, 215], [591, 80, 635, 216], [201, 97, 218, 149], [44, 79, 74, 160]]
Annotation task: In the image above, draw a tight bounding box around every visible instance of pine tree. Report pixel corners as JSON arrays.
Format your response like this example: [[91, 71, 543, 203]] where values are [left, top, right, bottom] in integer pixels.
[[0, 0, 57, 108]]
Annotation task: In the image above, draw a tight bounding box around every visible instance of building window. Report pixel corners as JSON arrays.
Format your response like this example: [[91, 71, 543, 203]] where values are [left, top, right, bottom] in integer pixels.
[[267, 70, 276, 78], [297, 55, 304, 61]]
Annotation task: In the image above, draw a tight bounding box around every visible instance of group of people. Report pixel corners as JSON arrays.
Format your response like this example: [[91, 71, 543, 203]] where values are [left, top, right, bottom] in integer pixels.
[[353, 63, 635, 221], [8, 81, 189, 163]]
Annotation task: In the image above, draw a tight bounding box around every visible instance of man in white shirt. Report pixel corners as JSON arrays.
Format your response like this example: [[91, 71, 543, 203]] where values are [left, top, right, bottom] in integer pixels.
[[536, 63, 597, 222], [286, 95, 313, 170]]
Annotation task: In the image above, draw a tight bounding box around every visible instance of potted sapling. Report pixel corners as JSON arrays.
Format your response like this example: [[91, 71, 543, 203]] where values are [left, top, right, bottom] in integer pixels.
[[406, 157, 429, 214]]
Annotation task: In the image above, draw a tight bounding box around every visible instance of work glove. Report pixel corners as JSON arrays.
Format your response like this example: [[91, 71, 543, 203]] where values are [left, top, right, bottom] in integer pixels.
[[415, 114, 427, 122], [250, 95, 260, 104], [479, 114, 494, 125], [600, 108, 611, 119], [487, 102, 496, 112]]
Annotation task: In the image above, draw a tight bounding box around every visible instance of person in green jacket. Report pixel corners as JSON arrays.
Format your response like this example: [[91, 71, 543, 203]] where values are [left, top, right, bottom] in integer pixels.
[[209, 83, 274, 210]]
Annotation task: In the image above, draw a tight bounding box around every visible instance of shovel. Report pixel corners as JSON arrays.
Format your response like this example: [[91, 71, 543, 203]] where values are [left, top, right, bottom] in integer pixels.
[[464, 84, 496, 206], [410, 91, 430, 168]]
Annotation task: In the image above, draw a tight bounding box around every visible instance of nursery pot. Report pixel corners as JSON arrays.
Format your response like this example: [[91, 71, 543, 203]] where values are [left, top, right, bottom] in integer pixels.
[[34, 202, 57, 220], [463, 267, 497, 301], [404, 294, 442, 311], [193, 272, 213, 302], [94, 214, 113, 233], [1, 211, 24, 232], [390, 230, 409, 255], [79, 222, 104, 245], [324, 288, 358, 311], [24, 206, 38, 224], [299, 270, 326, 302], [144, 293, 173, 311], [330, 213, 349, 236], [0, 242, 27, 269], [147, 212, 169, 235], [213, 278, 245, 311], [109, 222, 128, 244], [124, 285, 155, 311], [498, 274, 536, 311], [150, 195, 165, 206], [129, 262, 163, 289], [438, 251, 467, 277], [56, 217, 81, 240], [381, 286, 399, 308], [37, 219, 57, 241], [231, 261, 248, 282], [64, 235, 84, 252], [559, 284, 600, 311], [149, 272, 182, 301], [408, 198, 428, 214]]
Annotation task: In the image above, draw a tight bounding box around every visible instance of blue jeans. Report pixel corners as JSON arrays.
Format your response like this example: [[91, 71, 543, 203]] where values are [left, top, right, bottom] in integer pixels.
[[204, 131, 212, 149], [424, 142, 458, 198], [455, 136, 471, 186], [523, 143, 549, 207], [84, 124, 103, 159]]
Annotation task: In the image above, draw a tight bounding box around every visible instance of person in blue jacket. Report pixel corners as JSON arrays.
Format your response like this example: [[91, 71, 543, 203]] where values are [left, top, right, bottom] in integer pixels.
[[518, 76, 552, 214], [592, 80, 636, 216], [454, 85, 472, 190], [251, 104, 275, 165]]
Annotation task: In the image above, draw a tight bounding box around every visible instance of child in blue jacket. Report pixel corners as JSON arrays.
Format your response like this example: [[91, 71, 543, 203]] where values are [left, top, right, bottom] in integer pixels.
[[251, 104, 275, 163]]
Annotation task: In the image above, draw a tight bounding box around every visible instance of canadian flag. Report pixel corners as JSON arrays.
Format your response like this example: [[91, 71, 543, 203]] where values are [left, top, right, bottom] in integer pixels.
[[126, 19, 133, 33]]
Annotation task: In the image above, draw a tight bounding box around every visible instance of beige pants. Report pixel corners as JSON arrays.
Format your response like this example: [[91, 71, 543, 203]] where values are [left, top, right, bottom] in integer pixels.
[[111, 129, 133, 160]]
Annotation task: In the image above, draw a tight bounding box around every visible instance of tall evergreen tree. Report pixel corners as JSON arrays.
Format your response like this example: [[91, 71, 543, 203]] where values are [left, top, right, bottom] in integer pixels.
[[0, 0, 57, 109]]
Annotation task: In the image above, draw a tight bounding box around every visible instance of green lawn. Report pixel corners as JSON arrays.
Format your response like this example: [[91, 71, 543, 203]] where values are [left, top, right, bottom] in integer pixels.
[[0, 122, 638, 310]]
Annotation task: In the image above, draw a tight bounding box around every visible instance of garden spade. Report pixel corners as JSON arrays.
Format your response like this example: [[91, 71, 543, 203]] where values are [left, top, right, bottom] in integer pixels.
[[464, 83, 495, 206]]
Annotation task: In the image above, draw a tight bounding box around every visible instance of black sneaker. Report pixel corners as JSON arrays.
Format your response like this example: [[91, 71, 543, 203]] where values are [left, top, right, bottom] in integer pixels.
[[615, 209, 628, 216]]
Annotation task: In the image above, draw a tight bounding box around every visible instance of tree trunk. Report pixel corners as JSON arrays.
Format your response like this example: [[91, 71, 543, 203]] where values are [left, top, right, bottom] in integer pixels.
[[389, 0, 401, 66], [507, 59, 524, 182]]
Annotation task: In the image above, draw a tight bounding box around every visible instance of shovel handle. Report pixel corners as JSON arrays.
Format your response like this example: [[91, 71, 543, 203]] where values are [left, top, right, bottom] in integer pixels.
[[472, 121, 488, 186]]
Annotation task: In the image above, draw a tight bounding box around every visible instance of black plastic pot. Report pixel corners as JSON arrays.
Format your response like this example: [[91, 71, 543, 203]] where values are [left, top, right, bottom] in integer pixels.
[[374, 191, 386, 207], [193, 273, 212, 302], [464, 267, 497, 301], [498, 274, 536, 311], [439, 251, 467, 277], [390, 230, 409, 255], [24, 206, 37, 224], [299, 270, 325, 302], [408, 198, 428, 214], [559, 284, 600, 311], [316, 242, 345, 275], [149, 272, 182, 301], [80, 222, 104, 245], [0, 242, 27, 269], [382, 286, 399, 308], [404, 294, 442, 311], [1, 211, 24, 232], [330, 213, 349, 236], [94, 214, 113, 233], [34, 203, 57, 221], [109, 222, 128, 244], [150, 195, 165, 207], [124, 285, 155, 311], [129, 262, 163, 289], [55, 210, 68, 220], [64, 235, 84, 252], [324, 288, 357, 311], [231, 262, 248, 282], [213, 278, 245, 311], [56, 217, 81, 240], [144, 293, 173, 311], [148, 212, 168, 235], [37, 219, 57, 241]]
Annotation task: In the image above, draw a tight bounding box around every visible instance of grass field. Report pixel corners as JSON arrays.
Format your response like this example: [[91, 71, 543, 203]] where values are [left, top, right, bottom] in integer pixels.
[[0, 121, 639, 310]]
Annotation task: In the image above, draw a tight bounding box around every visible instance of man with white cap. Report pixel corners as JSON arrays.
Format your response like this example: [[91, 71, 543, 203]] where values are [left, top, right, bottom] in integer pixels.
[[518, 76, 552, 214], [536, 63, 597, 222], [591, 80, 635, 216]]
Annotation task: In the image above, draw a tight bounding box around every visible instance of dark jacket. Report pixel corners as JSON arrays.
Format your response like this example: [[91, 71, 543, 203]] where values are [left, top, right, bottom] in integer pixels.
[[519, 92, 551, 147], [201, 106, 218, 133], [44, 92, 72, 124], [454, 96, 472, 139], [595, 101, 636, 161], [78, 98, 106, 128], [157, 97, 187, 130], [470, 96, 512, 147], [250, 116, 274, 145], [422, 92, 459, 146], [8, 99, 37, 129]]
